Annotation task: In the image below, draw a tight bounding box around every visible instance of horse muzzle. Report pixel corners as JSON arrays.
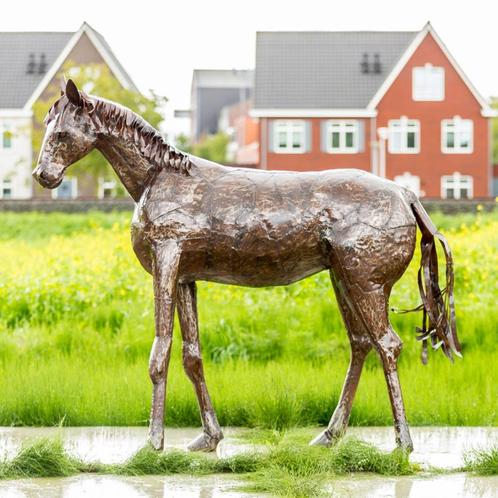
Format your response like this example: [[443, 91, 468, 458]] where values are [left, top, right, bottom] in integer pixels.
[[32, 163, 65, 189]]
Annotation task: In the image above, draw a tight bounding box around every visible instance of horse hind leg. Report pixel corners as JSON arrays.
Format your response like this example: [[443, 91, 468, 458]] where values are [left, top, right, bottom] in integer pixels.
[[310, 271, 372, 446], [348, 286, 413, 452]]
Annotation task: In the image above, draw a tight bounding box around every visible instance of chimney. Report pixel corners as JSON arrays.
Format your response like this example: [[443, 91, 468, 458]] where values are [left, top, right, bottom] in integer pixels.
[[38, 53, 48, 74], [360, 53, 369, 74], [373, 53, 382, 74], [27, 53, 36, 74]]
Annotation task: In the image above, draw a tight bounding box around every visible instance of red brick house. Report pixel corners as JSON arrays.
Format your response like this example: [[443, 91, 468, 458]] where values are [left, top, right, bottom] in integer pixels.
[[251, 23, 496, 199]]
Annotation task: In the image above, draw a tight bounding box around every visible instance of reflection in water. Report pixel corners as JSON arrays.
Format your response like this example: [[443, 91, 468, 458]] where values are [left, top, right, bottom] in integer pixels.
[[347, 426, 498, 469], [3, 473, 497, 498], [395, 476, 413, 498], [332, 474, 498, 498], [0, 474, 257, 498]]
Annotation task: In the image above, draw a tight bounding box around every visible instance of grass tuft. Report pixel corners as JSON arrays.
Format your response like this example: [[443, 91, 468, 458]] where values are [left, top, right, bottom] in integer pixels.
[[106, 444, 265, 476], [241, 437, 416, 497], [463, 447, 498, 475], [108, 445, 212, 475], [329, 437, 414, 475], [0, 438, 83, 479]]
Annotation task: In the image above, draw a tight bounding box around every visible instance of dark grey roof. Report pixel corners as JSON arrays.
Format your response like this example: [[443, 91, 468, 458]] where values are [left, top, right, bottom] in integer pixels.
[[0, 32, 72, 108], [254, 31, 417, 109]]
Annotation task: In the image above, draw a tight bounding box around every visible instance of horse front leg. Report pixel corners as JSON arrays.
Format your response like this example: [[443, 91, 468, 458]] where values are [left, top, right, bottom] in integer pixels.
[[177, 281, 223, 452], [148, 240, 181, 450]]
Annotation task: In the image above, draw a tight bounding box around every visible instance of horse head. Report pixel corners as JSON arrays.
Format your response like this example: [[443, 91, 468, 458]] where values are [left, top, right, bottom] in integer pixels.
[[33, 79, 97, 189]]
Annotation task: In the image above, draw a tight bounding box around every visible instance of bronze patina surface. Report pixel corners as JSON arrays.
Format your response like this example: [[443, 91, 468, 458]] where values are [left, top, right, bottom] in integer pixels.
[[33, 80, 461, 453]]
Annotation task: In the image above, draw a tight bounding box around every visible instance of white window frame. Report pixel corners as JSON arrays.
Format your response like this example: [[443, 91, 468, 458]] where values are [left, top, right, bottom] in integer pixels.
[[441, 172, 473, 200], [441, 117, 473, 154], [325, 120, 359, 154], [52, 177, 78, 200], [412, 63, 445, 101], [98, 177, 117, 199], [0, 178, 13, 199], [273, 120, 306, 154], [388, 117, 420, 154]]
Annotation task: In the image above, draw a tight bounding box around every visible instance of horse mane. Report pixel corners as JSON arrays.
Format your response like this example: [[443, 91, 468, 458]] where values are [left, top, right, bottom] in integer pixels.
[[47, 93, 192, 176]]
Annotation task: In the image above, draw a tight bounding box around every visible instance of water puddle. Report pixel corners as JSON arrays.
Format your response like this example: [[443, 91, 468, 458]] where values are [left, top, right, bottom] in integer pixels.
[[331, 473, 498, 498], [0, 426, 496, 497]]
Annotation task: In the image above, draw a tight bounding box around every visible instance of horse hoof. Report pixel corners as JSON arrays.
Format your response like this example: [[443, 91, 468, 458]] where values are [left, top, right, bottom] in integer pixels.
[[187, 431, 223, 452], [309, 430, 332, 447], [148, 425, 164, 451]]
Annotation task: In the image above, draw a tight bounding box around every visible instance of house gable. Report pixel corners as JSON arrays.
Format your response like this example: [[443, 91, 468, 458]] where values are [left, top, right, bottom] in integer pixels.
[[369, 24, 492, 114], [24, 22, 137, 111], [374, 27, 491, 198]]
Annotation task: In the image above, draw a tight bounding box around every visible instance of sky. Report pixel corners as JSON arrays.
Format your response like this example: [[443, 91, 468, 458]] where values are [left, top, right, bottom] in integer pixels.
[[3, 0, 498, 137]]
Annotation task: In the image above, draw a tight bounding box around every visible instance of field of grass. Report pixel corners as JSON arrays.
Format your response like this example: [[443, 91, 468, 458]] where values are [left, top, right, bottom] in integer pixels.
[[0, 209, 496, 428]]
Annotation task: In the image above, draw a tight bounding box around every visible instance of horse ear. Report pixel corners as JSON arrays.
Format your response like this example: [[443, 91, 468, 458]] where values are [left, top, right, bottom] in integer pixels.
[[66, 79, 82, 106]]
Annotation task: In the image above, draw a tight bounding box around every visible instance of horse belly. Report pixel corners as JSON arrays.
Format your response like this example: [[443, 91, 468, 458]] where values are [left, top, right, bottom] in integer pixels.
[[184, 227, 328, 287]]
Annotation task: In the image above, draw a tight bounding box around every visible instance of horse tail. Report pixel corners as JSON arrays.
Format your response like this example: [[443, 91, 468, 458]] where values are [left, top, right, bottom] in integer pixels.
[[410, 199, 462, 364]]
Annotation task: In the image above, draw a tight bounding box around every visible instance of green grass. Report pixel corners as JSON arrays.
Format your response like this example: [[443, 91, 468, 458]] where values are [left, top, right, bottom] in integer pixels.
[[0, 438, 83, 479], [464, 447, 498, 475], [244, 438, 414, 497], [0, 352, 496, 428], [0, 210, 497, 428]]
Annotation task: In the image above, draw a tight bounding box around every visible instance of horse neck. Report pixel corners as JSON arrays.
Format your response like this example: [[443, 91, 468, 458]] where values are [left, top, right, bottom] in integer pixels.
[[96, 132, 153, 202]]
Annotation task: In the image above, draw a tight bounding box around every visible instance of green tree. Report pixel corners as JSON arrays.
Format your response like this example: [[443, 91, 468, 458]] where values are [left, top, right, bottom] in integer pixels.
[[174, 133, 193, 154], [32, 63, 166, 192], [192, 133, 229, 163]]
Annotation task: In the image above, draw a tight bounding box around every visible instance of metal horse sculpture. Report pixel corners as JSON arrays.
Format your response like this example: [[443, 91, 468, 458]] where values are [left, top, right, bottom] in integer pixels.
[[33, 80, 461, 453]]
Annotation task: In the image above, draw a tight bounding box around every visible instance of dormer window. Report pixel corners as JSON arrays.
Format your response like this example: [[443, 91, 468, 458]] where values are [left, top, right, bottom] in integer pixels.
[[412, 64, 445, 101]]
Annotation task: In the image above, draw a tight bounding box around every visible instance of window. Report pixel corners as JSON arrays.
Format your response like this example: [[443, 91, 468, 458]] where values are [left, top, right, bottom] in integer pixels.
[[52, 177, 78, 200], [441, 172, 473, 199], [388, 117, 420, 153], [1, 179, 12, 199], [2, 129, 12, 149], [441, 117, 473, 153], [394, 172, 421, 197], [325, 120, 359, 153], [98, 178, 117, 199], [273, 121, 306, 153], [412, 64, 445, 101]]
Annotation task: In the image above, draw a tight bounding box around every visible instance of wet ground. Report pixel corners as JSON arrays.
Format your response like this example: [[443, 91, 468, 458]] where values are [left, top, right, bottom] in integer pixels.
[[0, 426, 497, 497]]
